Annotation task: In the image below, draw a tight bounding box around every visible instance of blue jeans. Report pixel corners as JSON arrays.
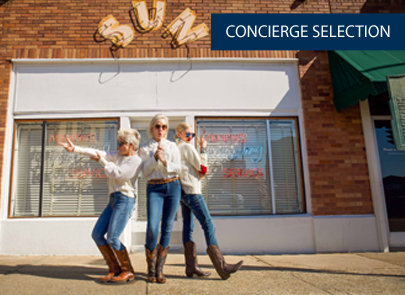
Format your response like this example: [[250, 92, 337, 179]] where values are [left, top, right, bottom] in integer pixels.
[[181, 193, 218, 247], [92, 192, 135, 251], [145, 180, 181, 252]]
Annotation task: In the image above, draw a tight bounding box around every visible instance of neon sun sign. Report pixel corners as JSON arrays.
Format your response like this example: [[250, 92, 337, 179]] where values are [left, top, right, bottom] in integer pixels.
[[98, 0, 209, 48]]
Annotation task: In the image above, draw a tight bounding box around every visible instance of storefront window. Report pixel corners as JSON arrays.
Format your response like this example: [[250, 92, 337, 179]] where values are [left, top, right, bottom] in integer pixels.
[[10, 119, 119, 217], [196, 118, 304, 216]]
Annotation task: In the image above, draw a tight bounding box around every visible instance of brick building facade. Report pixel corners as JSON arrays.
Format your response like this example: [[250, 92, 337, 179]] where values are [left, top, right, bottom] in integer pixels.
[[0, 0, 404, 255]]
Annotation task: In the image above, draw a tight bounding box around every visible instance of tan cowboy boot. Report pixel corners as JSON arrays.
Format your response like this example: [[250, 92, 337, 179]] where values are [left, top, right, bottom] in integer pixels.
[[111, 247, 135, 283], [96, 244, 121, 283]]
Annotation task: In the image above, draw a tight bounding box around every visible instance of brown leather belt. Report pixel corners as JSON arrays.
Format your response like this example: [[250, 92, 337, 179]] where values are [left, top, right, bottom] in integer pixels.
[[147, 176, 179, 185]]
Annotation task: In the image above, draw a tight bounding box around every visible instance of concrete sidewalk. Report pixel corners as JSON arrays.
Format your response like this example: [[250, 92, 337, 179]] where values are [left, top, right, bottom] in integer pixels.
[[1, 251, 405, 295]]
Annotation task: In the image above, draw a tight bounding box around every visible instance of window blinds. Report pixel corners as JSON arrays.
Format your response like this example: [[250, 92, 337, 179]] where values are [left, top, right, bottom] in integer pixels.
[[11, 120, 118, 217], [197, 118, 303, 216]]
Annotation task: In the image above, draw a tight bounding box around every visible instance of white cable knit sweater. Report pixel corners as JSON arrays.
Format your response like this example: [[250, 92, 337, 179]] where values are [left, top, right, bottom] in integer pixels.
[[176, 140, 208, 195], [73, 146, 142, 198]]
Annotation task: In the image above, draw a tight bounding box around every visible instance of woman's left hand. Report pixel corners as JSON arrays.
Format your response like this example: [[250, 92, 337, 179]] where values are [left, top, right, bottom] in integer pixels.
[[90, 151, 101, 162], [196, 131, 207, 148]]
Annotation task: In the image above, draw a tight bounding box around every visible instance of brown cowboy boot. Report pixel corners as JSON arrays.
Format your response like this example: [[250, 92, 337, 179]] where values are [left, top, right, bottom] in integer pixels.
[[184, 241, 211, 278], [111, 247, 135, 283], [145, 245, 158, 282], [96, 244, 121, 283], [207, 245, 243, 280], [156, 244, 169, 283]]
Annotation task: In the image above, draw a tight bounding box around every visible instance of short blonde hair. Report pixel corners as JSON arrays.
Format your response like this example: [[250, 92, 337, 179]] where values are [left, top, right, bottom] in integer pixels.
[[117, 128, 141, 151], [174, 122, 191, 141], [147, 114, 169, 139]]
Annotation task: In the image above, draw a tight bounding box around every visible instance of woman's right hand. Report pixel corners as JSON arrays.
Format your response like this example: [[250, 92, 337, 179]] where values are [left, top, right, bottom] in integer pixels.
[[196, 131, 207, 148], [58, 137, 75, 152]]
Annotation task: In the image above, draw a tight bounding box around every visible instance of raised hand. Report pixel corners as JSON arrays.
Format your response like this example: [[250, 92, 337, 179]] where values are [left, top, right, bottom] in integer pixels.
[[58, 137, 75, 152], [154, 142, 166, 163], [90, 151, 101, 162], [196, 131, 207, 149]]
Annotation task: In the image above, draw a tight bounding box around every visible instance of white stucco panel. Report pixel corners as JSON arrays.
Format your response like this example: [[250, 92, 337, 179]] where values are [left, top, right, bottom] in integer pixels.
[[156, 62, 297, 110], [14, 63, 158, 113], [13, 59, 299, 114]]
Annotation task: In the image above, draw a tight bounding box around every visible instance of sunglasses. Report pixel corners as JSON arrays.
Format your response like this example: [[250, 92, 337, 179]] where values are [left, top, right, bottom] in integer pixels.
[[118, 141, 128, 147], [155, 124, 168, 130], [186, 132, 195, 138]]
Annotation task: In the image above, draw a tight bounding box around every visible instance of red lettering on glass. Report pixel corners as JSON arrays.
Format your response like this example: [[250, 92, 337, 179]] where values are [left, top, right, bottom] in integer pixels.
[[206, 133, 247, 143], [50, 133, 96, 143], [69, 168, 106, 178]]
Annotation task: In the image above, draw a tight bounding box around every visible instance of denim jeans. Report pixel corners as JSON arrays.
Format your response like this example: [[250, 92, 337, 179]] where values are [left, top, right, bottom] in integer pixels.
[[181, 193, 218, 247], [92, 191, 135, 251], [145, 180, 181, 252]]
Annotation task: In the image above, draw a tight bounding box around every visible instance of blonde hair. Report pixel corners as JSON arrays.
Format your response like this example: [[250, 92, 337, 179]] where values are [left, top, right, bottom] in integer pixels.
[[117, 128, 141, 151], [174, 122, 191, 141], [147, 114, 169, 139]]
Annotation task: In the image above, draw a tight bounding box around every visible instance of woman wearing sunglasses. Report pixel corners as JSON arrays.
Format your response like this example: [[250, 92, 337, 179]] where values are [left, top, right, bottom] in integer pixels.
[[59, 128, 142, 284], [175, 122, 243, 280], [139, 114, 182, 284]]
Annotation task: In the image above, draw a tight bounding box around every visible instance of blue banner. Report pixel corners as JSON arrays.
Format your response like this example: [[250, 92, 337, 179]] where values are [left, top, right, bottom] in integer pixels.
[[211, 14, 405, 50]]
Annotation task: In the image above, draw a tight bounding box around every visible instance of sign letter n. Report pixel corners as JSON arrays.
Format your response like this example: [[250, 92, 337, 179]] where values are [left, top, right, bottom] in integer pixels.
[[164, 8, 209, 48]]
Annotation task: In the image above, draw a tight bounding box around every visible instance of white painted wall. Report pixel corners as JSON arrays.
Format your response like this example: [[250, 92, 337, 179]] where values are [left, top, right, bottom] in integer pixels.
[[314, 215, 380, 253], [192, 215, 316, 254], [0, 58, 381, 255], [0, 219, 100, 255], [13, 59, 299, 114]]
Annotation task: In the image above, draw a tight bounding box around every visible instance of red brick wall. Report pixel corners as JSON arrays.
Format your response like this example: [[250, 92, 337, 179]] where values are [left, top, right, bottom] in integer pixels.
[[299, 51, 374, 215], [0, 0, 402, 214]]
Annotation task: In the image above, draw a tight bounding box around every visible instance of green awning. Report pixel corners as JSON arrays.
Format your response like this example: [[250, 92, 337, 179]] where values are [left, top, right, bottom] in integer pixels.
[[328, 51, 405, 112]]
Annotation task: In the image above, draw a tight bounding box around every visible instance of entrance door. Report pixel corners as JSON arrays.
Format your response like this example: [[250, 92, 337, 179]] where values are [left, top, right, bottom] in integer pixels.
[[374, 120, 405, 234]]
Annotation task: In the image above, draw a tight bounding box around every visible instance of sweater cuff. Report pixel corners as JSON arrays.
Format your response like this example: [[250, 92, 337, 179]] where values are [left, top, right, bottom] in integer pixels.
[[72, 145, 83, 154], [98, 157, 108, 167], [199, 165, 208, 176]]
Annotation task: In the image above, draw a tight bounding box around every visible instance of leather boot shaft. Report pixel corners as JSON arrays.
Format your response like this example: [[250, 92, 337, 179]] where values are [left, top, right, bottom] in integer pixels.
[[145, 245, 158, 282], [97, 244, 121, 282], [112, 247, 135, 283], [207, 245, 243, 280], [156, 244, 169, 283], [184, 241, 211, 278]]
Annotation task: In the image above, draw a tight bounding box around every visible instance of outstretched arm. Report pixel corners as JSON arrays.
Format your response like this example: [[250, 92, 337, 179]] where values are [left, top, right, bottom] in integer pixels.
[[58, 138, 109, 160]]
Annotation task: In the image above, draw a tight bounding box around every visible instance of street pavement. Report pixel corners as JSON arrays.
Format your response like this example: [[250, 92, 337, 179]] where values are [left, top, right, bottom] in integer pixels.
[[1, 250, 405, 294]]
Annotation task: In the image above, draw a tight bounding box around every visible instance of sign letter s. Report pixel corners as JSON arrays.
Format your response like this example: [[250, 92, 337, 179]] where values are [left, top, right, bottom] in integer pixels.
[[98, 15, 134, 48]]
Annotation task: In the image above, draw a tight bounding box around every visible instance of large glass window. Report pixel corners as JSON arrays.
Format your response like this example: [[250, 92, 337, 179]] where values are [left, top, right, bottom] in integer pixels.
[[196, 118, 304, 216], [10, 119, 119, 217], [375, 120, 405, 231]]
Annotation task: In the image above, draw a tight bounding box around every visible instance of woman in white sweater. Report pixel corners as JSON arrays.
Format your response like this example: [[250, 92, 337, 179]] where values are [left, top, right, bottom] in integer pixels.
[[175, 122, 243, 280], [139, 114, 182, 284], [59, 128, 142, 284]]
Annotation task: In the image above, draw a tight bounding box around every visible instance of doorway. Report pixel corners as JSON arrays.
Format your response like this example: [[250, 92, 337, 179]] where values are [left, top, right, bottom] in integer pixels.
[[374, 119, 405, 234]]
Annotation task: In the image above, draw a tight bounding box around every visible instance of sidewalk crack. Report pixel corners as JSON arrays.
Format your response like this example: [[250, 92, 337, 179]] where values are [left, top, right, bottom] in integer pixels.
[[251, 255, 348, 295], [355, 253, 405, 269]]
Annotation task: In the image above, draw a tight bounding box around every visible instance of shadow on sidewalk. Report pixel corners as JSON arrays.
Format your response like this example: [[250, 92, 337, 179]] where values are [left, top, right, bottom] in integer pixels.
[[0, 264, 118, 281], [0, 264, 219, 282], [168, 264, 405, 279]]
